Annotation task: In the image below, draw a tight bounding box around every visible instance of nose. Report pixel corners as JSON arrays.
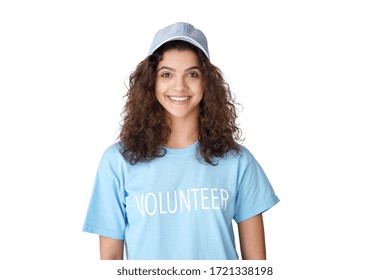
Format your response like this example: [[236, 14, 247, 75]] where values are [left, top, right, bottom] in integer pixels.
[[172, 76, 187, 91]]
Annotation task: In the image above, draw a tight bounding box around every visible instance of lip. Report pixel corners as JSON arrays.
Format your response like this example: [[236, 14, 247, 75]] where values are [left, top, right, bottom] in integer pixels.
[[168, 96, 191, 103]]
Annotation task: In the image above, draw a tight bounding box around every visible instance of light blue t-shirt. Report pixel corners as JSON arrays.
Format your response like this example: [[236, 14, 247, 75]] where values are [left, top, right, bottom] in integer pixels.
[[82, 141, 279, 260]]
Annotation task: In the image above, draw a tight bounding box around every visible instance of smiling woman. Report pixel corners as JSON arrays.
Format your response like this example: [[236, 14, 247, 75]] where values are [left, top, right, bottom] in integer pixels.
[[155, 48, 204, 134], [82, 22, 279, 260], [118, 35, 243, 165]]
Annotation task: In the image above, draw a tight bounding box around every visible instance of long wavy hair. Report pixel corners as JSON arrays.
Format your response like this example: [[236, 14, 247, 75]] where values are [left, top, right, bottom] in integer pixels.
[[118, 40, 242, 165]]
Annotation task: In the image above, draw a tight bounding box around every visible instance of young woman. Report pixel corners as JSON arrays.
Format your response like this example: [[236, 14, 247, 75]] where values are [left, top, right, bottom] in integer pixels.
[[83, 22, 279, 260]]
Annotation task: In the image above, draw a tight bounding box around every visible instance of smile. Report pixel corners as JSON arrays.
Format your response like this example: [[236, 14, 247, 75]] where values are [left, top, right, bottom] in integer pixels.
[[169, 96, 191, 102]]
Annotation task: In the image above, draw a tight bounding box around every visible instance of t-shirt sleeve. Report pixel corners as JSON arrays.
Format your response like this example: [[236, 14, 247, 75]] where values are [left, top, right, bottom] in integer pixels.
[[82, 144, 127, 240], [234, 155, 280, 223]]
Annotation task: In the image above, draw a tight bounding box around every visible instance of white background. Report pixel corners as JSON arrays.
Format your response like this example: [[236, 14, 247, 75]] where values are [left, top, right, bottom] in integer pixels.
[[0, 0, 389, 279]]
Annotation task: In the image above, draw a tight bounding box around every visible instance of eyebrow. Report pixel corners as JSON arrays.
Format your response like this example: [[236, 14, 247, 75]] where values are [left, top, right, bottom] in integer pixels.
[[157, 66, 201, 72]]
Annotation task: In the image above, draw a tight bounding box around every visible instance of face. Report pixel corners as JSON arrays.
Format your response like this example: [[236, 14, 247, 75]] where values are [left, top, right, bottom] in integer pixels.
[[155, 49, 203, 122]]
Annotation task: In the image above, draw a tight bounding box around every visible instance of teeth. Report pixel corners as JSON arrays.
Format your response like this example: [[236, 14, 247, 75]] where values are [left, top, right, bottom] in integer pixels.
[[169, 96, 190, 102]]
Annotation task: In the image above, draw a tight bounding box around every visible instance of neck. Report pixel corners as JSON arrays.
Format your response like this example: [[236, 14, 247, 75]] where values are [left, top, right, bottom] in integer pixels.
[[165, 115, 199, 149]]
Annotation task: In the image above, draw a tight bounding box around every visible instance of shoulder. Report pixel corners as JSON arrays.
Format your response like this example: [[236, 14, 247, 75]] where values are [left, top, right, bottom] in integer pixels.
[[99, 142, 127, 164], [216, 143, 257, 167], [101, 142, 122, 156], [234, 144, 256, 164]]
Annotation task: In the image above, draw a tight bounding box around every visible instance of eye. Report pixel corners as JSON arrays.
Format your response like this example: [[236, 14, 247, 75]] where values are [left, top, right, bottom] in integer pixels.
[[188, 72, 200, 78], [161, 72, 172, 78]]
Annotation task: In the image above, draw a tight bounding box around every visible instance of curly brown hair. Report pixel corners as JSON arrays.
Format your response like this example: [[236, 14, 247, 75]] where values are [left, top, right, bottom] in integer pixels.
[[118, 41, 242, 165]]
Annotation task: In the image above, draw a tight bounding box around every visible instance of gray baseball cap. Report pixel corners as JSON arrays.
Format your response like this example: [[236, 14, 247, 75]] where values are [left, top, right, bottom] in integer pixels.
[[148, 22, 210, 59]]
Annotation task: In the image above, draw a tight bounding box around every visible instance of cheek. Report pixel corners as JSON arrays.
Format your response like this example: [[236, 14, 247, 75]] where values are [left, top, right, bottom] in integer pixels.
[[196, 84, 204, 99], [154, 83, 165, 99], [155, 79, 169, 93], [155, 91, 164, 106]]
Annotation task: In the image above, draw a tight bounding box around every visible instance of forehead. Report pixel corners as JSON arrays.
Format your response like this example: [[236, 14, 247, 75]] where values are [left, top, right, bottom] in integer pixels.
[[158, 49, 200, 67]]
